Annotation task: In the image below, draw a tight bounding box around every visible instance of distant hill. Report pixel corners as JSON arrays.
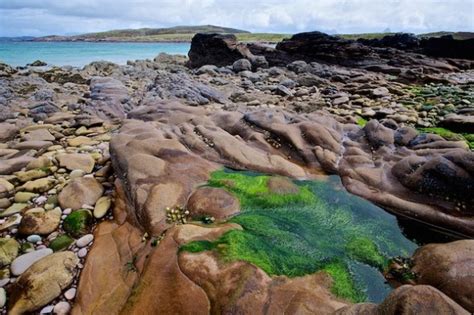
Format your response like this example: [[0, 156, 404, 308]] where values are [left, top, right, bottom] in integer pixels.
[[418, 32, 474, 40], [35, 25, 253, 42]]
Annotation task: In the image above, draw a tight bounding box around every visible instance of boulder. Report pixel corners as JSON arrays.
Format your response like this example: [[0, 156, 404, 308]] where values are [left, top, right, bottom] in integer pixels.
[[186, 187, 240, 220], [9, 252, 79, 314], [232, 59, 252, 72], [18, 208, 61, 235], [58, 177, 104, 210], [439, 114, 474, 134], [378, 285, 469, 315], [188, 33, 254, 68], [411, 240, 474, 312]]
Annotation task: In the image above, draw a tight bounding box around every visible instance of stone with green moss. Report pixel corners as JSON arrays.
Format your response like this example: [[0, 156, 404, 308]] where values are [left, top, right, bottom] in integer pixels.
[[63, 209, 93, 238], [49, 235, 75, 252]]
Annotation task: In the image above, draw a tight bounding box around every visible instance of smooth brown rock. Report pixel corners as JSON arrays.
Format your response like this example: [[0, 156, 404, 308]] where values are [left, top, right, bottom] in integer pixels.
[[58, 177, 104, 210], [18, 208, 61, 235], [9, 252, 79, 314], [411, 240, 474, 312], [187, 187, 240, 220], [57, 153, 95, 173], [378, 285, 469, 315]]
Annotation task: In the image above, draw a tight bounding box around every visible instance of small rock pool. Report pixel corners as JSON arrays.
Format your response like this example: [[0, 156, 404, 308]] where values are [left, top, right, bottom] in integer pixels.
[[181, 169, 419, 303]]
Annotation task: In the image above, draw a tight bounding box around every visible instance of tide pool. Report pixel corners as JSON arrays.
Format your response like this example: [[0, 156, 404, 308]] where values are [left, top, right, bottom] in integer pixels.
[[0, 41, 190, 67]]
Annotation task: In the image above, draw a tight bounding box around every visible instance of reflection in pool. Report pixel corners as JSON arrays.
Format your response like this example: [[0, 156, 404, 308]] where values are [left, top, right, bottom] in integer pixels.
[[181, 169, 418, 303]]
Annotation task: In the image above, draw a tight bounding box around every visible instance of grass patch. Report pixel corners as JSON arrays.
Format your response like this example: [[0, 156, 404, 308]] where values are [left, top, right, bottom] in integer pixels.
[[182, 170, 417, 303]]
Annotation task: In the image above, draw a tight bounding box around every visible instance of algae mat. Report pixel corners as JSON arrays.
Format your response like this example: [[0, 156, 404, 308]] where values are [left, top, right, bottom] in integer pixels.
[[181, 169, 418, 303]]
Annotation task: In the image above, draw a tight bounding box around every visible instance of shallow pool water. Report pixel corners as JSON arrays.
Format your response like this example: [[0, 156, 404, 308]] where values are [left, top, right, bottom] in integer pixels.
[[182, 169, 418, 303]]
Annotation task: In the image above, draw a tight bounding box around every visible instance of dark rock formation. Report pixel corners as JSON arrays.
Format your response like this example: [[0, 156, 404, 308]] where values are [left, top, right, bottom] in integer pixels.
[[421, 35, 474, 60], [188, 33, 254, 68]]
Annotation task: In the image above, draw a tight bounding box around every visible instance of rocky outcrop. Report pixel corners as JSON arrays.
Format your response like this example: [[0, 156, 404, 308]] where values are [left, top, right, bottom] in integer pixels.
[[421, 35, 474, 60], [188, 33, 255, 68], [112, 102, 473, 237]]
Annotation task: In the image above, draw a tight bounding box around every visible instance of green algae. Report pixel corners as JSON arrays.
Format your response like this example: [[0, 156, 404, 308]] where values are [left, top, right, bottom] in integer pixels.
[[49, 235, 74, 252], [356, 117, 368, 127], [182, 170, 417, 303], [63, 209, 93, 238]]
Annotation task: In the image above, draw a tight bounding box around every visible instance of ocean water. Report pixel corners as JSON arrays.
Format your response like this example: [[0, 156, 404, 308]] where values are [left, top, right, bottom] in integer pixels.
[[0, 41, 190, 67]]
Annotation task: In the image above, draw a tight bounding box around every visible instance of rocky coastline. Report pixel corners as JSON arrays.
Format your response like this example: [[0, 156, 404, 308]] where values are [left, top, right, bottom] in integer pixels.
[[0, 31, 473, 314]]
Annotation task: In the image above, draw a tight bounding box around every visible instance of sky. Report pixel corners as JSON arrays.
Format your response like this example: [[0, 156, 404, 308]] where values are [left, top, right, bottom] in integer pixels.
[[0, 0, 473, 37]]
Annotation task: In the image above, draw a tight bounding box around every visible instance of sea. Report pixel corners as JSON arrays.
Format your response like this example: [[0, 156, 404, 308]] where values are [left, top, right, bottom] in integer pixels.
[[0, 41, 190, 67]]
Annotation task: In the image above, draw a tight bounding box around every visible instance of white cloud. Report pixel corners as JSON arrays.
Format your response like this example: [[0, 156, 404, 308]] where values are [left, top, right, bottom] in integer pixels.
[[0, 0, 472, 36]]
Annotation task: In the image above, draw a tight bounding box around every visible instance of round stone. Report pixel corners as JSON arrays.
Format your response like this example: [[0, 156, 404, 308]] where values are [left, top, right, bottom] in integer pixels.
[[77, 248, 88, 258], [64, 287, 76, 300], [26, 235, 41, 243], [76, 234, 94, 248], [53, 301, 71, 315]]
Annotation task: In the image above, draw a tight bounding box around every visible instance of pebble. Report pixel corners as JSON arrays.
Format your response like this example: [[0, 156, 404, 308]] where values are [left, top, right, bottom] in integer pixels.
[[26, 234, 41, 243], [62, 208, 72, 215], [40, 305, 54, 314], [77, 248, 88, 258], [10, 248, 53, 276], [53, 301, 71, 315], [0, 279, 9, 287], [64, 287, 76, 300], [35, 195, 48, 205], [93, 196, 111, 219], [76, 234, 94, 248], [0, 288, 5, 308]]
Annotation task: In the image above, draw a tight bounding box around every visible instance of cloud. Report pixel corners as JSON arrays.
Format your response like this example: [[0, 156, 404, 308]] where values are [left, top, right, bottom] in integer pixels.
[[0, 0, 472, 36]]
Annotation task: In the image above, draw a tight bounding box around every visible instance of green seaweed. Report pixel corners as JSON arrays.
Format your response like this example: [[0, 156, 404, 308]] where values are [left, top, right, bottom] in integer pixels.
[[356, 117, 368, 127], [182, 170, 417, 303], [346, 237, 386, 270], [63, 209, 93, 238], [323, 261, 366, 303], [420, 127, 474, 149], [49, 235, 74, 252]]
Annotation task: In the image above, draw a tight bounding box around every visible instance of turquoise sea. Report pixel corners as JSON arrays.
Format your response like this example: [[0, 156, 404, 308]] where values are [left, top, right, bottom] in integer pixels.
[[0, 41, 190, 67]]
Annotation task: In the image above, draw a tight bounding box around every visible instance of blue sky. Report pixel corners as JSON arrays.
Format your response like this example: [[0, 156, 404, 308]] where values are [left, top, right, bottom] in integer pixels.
[[0, 0, 473, 37]]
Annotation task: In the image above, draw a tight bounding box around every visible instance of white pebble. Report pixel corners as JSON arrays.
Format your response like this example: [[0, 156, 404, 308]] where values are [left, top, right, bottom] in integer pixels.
[[35, 196, 48, 205], [36, 245, 47, 250], [10, 228, 18, 234], [63, 208, 72, 215], [0, 279, 9, 287], [53, 301, 71, 315], [61, 215, 67, 220], [76, 234, 94, 248], [81, 204, 94, 210], [40, 305, 54, 314], [77, 248, 88, 258], [64, 287, 76, 300]]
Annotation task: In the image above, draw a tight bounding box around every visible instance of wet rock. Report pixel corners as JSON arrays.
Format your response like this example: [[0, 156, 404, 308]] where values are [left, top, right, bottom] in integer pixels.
[[9, 252, 79, 314], [58, 177, 104, 210]]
